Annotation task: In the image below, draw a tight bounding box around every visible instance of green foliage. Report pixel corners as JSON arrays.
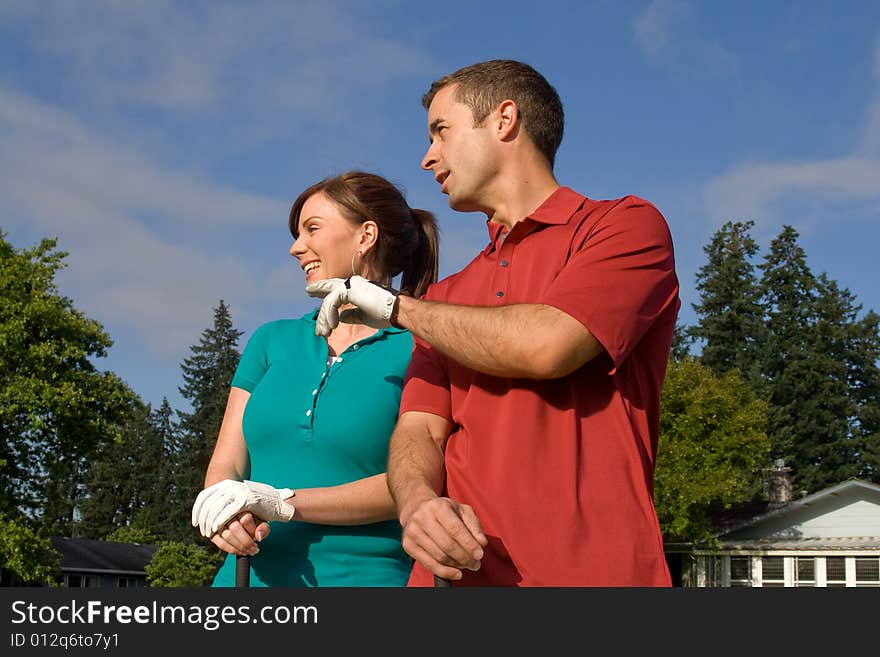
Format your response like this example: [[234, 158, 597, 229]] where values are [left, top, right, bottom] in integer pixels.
[[670, 321, 693, 362], [655, 358, 771, 544], [757, 227, 872, 492], [170, 301, 242, 541], [843, 308, 880, 483], [689, 220, 765, 383], [0, 513, 61, 585], [105, 525, 158, 545], [79, 400, 167, 539], [0, 231, 136, 532], [145, 398, 188, 540], [687, 221, 880, 496], [145, 541, 223, 587]]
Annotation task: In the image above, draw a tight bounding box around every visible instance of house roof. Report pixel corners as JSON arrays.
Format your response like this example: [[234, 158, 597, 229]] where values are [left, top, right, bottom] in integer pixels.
[[716, 479, 880, 539], [716, 536, 880, 551], [51, 537, 159, 576]]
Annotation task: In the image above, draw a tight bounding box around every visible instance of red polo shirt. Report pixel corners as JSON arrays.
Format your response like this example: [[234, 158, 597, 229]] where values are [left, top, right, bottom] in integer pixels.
[[400, 186, 679, 586]]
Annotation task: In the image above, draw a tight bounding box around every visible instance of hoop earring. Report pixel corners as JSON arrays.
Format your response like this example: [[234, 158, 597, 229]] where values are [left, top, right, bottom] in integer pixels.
[[351, 250, 364, 277]]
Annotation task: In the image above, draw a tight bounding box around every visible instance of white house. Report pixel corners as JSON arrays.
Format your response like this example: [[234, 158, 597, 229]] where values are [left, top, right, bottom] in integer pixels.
[[679, 478, 880, 587]]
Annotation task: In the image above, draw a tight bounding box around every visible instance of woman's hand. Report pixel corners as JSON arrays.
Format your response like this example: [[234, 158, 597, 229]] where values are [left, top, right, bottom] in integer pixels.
[[191, 479, 296, 538]]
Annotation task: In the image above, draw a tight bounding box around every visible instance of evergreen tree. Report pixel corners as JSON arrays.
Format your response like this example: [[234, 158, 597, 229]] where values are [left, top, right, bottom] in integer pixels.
[[689, 221, 765, 383], [670, 322, 692, 362], [145, 398, 186, 540], [843, 309, 880, 483], [758, 226, 816, 481], [172, 300, 242, 542], [0, 231, 135, 533], [685, 222, 880, 493], [799, 275, 862, 489], [79, 400, 164, 539], [758, 226, 865, 492]]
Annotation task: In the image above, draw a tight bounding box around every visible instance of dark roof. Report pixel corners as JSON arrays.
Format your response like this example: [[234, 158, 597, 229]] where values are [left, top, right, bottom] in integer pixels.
[[51, 537, 159, 576], [708, 500, 773, 535]]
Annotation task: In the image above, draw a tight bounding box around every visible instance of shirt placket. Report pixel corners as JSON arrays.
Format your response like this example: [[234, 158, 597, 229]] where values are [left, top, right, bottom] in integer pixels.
[[305, 337, 372, 433], [492, 233, 518, 303]]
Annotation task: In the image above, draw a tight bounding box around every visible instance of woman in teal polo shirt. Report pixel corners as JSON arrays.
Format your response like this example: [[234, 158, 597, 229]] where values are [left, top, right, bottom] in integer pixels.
[[191, 171, 439, 586]]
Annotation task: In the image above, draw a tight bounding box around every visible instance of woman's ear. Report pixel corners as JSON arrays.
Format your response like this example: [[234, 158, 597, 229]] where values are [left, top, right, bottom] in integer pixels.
[[359, 220, 379, 254]]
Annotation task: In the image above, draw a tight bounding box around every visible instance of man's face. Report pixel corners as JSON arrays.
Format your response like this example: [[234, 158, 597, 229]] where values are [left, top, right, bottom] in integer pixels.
[[421, 85, 498, 213]]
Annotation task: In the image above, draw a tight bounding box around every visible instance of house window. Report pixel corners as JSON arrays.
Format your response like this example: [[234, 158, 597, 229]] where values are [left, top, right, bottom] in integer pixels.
[[64, 574, 91, 588], [855, 557, 879, 587], [117, 576, 145, 588], [795, 557, 815, 587], [698, 555, 729, 587], [825, 557, 847, 587], [761, 556, 785, 587], [729, 557, 751, 587]]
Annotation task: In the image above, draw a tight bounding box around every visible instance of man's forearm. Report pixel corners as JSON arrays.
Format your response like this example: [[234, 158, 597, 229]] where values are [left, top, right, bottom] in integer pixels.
[[394, 296, 602, 378], [387, 423, 447, 525]]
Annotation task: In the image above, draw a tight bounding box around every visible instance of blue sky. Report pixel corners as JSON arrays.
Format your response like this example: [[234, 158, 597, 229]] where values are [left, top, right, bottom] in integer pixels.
[[2, 1, 879, 413]]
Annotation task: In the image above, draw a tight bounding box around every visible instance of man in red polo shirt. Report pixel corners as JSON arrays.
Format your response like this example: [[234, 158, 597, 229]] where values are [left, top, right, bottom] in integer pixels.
[[308, 59, 679, 586]]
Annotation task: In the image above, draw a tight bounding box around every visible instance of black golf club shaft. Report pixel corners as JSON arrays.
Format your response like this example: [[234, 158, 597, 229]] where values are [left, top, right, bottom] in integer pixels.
[[236, 554, 250, 587]]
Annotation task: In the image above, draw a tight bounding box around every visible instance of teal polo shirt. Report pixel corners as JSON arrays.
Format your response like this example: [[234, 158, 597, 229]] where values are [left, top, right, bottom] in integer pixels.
[[211, 310, 413, 587]]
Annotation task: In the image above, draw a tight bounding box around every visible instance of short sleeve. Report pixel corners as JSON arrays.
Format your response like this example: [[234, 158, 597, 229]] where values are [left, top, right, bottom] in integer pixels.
[[231, 323, 272, 392], [399, 333, 453, 422], [540, 198, 679, 371]]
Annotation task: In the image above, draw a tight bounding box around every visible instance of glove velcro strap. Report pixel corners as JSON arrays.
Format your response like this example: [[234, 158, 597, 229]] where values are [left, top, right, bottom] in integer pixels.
[[363, 279, 402, 327]]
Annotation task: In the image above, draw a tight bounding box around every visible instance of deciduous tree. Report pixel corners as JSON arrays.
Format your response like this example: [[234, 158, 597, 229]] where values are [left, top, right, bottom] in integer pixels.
[[0, 232, 135, 533], [655, 358, 770, 543]]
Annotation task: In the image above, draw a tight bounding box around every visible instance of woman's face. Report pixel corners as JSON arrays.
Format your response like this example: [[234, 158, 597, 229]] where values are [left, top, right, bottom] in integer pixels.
[[290, 192, 366, 285]]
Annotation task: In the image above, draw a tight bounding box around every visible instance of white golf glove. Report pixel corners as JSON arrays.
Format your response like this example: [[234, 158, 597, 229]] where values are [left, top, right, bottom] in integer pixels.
[[306, 275, 399, 337], [191, 479, 296, 538]]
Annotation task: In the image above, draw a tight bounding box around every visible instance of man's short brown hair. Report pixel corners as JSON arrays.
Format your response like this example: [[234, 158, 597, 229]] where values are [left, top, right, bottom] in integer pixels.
[[422, 59, 564, 167]]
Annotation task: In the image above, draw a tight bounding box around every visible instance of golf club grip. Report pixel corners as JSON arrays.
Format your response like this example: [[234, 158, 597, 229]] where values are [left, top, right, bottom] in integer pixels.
[[236, 554, 250, 587], [434, 575, 452, 587]]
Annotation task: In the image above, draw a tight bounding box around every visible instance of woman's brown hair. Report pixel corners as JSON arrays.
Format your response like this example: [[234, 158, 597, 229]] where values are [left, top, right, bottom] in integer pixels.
[[289, 171, 439, 298]]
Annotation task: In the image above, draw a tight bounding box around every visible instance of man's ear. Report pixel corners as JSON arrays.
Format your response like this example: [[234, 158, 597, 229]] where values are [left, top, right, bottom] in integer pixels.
[[496, 99, 520, 140]]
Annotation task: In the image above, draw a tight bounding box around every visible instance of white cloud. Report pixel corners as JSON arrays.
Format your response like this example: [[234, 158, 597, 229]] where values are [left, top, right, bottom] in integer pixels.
[[0, 1, 439, 407], [703, 157, 880, 226], [633, 0, 682, 56], [862, 36, 880, 156], [703, 40, 880, 230], [0, 88, 288, 355], [4, 0, 434, 122], [632, 0, 738, 79]]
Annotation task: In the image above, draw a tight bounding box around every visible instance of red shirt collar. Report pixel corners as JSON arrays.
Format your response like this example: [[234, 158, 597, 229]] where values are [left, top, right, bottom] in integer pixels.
[[485, 186, 587, 250]]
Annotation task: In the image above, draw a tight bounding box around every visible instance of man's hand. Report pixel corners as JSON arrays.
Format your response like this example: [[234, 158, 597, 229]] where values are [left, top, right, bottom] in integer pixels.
[[191, 479, 296, 538], [306, 275, 399, 337], [400, 497, 488, 581]]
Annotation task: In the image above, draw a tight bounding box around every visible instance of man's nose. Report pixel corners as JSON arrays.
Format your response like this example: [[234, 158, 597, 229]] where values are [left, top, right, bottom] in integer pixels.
[[421, 142, 438, 171]]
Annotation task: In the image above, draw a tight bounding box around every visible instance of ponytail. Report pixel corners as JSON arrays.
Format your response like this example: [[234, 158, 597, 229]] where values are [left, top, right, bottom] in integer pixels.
[[290, 171, 440, 298], [401, 208, 440, 298]]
